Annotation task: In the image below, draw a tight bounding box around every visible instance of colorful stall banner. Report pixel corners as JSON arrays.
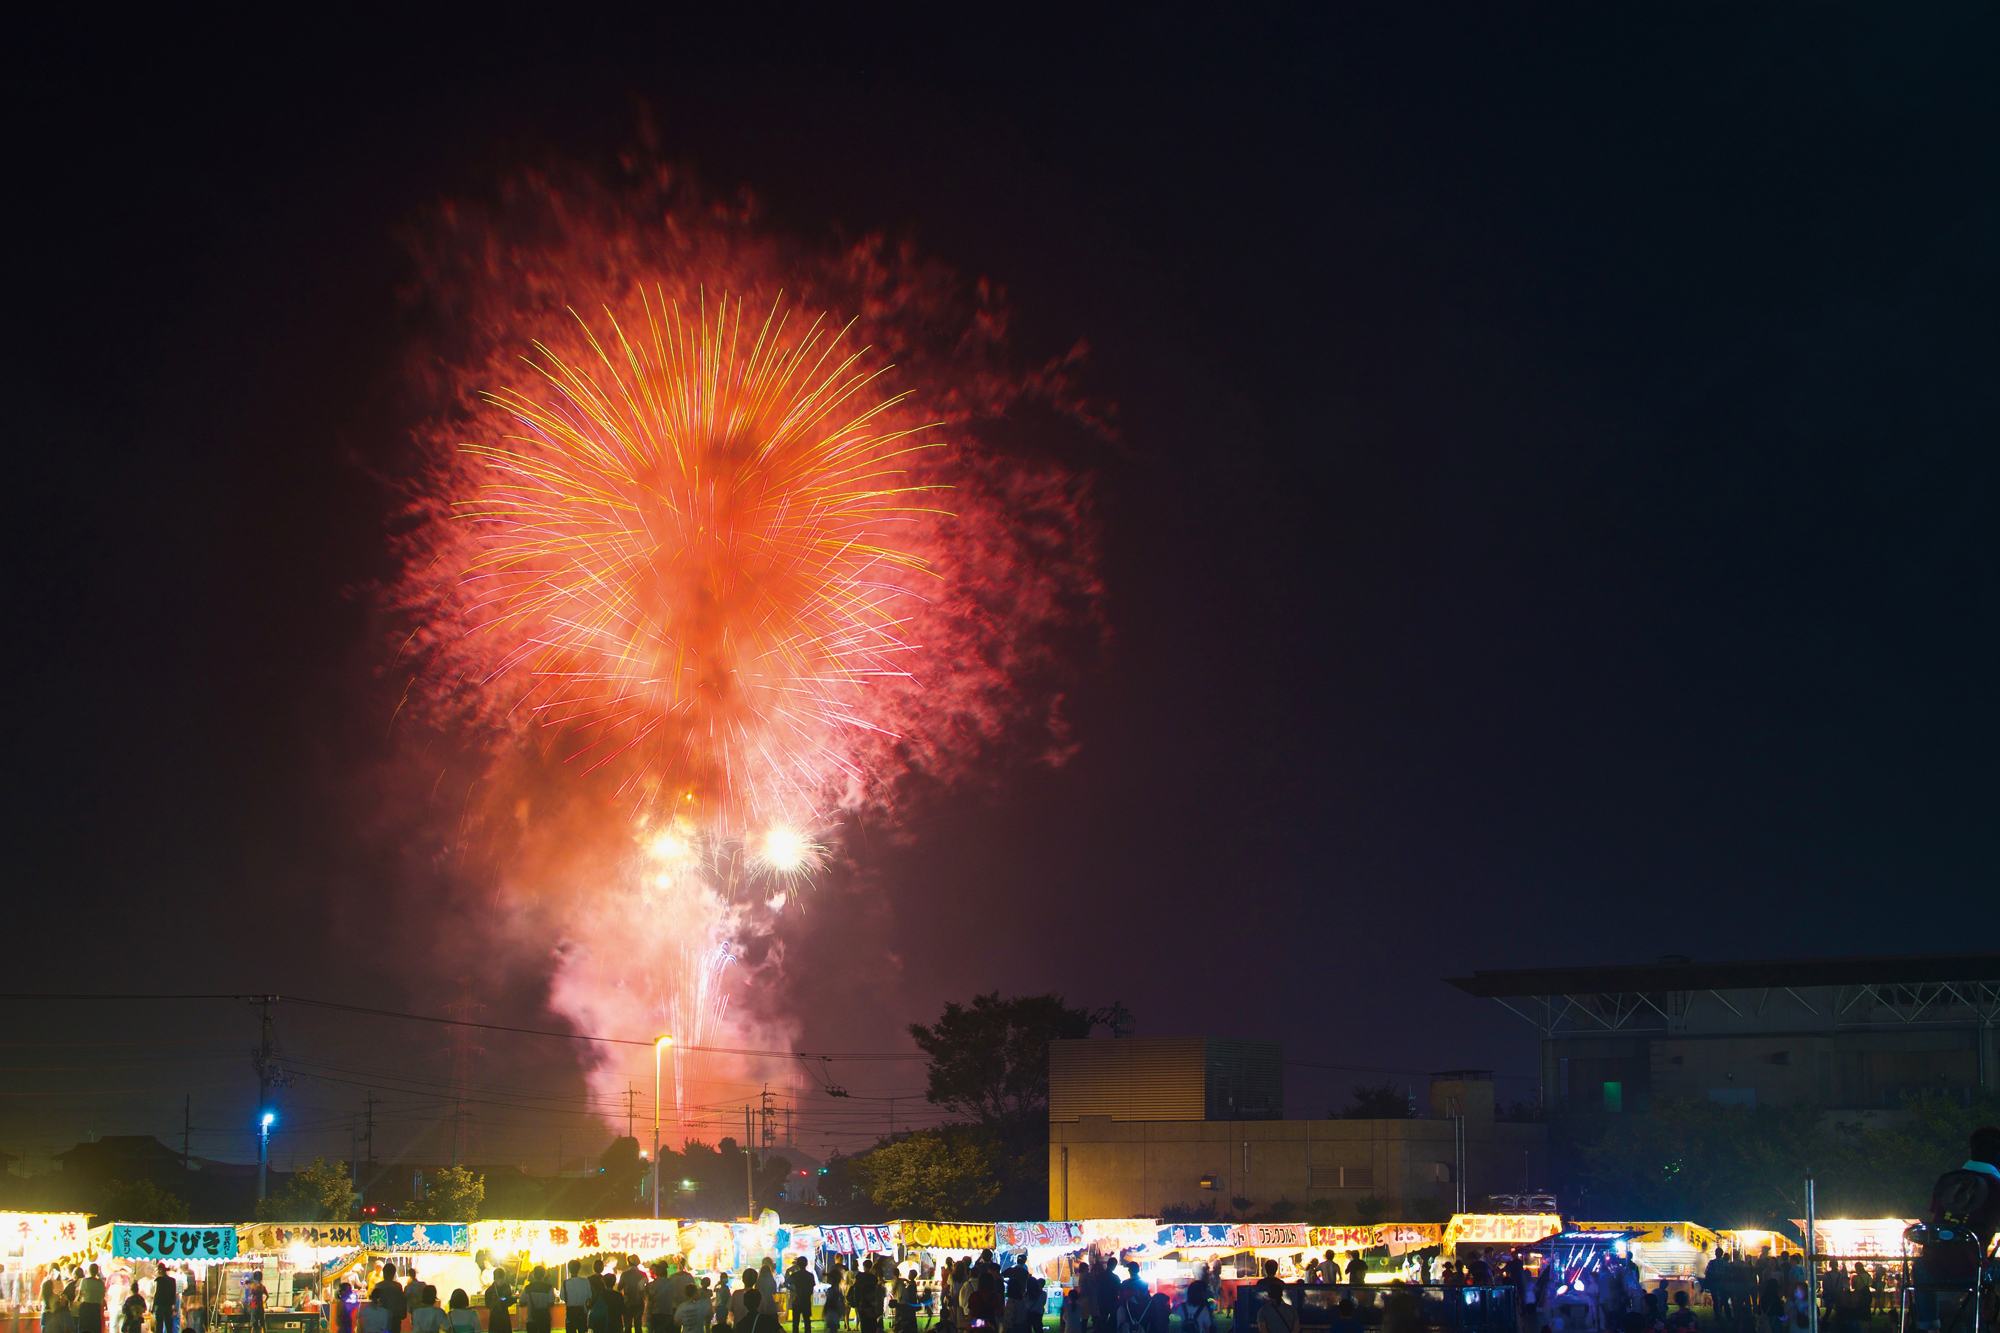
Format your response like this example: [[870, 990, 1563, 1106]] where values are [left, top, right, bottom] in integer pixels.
[[360, 1223, 469, 1253], [1082, 1219, 1159, 1251], [593, 1219, 682, 1256], [823, 1225, 897, 1254], [471, 1220, 590, 1260], [112, 1225, 238, 1260], [1230, 1224, 1309, 1250], [1306, 1227, 1377, 1251], [1157, 1224, 1234, 1250], [898, 1221, 995, 1251], [1303, 1224, 1442, 1252], [996, 1222, 1084, 1249], [1440, 1214, 1564, 1249], [1, 1213, 90, 1257], [238, 1224, 362, 1253], [1370, 1225, 1442, 1249]]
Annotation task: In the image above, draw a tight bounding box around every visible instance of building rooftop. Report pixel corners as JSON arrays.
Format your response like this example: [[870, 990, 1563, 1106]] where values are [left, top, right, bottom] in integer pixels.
[[1446, 952, 2000, 998]]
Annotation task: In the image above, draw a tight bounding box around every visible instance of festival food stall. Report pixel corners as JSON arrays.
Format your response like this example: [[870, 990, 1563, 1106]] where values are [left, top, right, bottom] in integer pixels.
[[0, 1213, 91, 1329], [1788, 1219, 1915, 1264], [70, 1224, 246, 1333], [231, 1223, 367, 1333], [1572, 1223, 1720, 1287]]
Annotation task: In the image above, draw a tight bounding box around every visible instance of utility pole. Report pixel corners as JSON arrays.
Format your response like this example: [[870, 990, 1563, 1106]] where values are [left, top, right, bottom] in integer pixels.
[[743, 1105, 755, 1219], [760, 1086, 776, 1154], [249, 996, 290, 1202], [627, 1084, 636, 1142]]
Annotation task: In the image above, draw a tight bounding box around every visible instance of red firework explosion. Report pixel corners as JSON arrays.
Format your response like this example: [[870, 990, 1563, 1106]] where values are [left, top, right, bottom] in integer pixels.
[[394, 161, 1103, 834]]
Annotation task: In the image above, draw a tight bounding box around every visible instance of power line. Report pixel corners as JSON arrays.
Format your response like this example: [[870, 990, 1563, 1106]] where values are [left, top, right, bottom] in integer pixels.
[[0, 993, 926, 1062]]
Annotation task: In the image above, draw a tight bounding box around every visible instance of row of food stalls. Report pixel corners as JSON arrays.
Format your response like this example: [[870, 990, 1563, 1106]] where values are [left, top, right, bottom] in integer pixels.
[[0, 1209, 1904, 1333]]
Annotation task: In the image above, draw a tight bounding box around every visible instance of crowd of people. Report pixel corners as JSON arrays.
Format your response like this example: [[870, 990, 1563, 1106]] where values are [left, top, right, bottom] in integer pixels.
[[331, 1249, 1057, 1333], [39, 1262, 200, 1333]]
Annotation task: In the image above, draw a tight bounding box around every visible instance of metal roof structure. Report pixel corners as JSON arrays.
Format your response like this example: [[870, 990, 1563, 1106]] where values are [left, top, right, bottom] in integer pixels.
[[1447, 953, 2000, 998]]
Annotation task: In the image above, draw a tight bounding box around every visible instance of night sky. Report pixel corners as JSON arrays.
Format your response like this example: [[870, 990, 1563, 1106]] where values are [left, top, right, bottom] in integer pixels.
[[5, 9, 1996, 1171]]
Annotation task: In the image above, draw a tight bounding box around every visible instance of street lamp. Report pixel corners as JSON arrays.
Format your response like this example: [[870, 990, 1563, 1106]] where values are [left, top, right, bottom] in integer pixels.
[[652, 1035, 673, 1219], [257, 1111, 276, 1201]]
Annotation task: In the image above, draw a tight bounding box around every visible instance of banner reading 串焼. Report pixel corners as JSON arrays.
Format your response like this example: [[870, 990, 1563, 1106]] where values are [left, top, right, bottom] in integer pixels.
[[112, 1226, 238, 1260]]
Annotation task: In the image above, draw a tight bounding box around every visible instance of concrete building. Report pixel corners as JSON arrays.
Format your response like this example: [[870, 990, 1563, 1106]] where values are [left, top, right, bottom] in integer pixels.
[[1046, 1038, 1547, 1220], [1448, 953, 2000, 1115]]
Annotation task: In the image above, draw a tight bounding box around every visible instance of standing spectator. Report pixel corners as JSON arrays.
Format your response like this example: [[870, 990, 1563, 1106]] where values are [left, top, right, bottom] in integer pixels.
[[412, 1287, 450, 1333], [448, 1291, 480, 1333], [1666, 1291, 1698, 1333], [645, 1266, 677, 1333], [565, 1263, 595, 1333], [524, 1267, 558, 1333], [967, 1275, 1000, 1333], [1003, 1259, 1031, 1333], [1254, 1288, 1297, 1333], [487, 1266, 517, 1333], [820, 1264, 846, 1333], [78, 1264, 107, 1333], [362, 1294, 392, 1333], [619, 1261, 650, 1333], [374, 1265, 409, 1333], [155, 1264, 181, 1333], [784, 1260, 816, 1333], [740, 1292, 782, 1333], [1094, 1263, 1121, 1333], [674, 1284, 710, 1333], [1063, 1268, 1090, 1333], [245, 1272, 270, 1333], [1345, 1254, 1367, 1289]]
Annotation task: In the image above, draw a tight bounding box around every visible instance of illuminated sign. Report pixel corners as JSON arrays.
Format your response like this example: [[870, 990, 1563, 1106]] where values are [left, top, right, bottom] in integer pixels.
[[1441, 1214, 1565, 1248], [1, 1214, 89, 1257], [112, 1226, 239, 1260], [238, 1224, 360, 1253]]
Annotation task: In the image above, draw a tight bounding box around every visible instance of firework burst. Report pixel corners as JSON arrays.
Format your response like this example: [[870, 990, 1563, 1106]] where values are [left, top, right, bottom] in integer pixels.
[[393, 162, 1102, 1134], [457, 290, 941, 832]]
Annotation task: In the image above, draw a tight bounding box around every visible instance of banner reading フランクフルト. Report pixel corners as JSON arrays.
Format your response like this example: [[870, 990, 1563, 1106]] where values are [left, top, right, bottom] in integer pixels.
[[112, 1225, 239, 1260]]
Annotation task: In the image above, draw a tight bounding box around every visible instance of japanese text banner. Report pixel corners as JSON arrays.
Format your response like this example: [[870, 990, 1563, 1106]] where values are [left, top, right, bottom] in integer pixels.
[[112, 1226, 238, 1260]]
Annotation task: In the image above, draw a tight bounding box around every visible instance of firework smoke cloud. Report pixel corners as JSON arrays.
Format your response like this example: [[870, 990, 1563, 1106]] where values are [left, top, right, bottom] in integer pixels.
[[390, 159, 1101, 1133]]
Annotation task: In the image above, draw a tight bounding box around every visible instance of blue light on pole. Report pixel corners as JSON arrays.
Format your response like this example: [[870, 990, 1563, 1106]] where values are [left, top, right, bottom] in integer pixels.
[[262, 1113, 276, 1128]]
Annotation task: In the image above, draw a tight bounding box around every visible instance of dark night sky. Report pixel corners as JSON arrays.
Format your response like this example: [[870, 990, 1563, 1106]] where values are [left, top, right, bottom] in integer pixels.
[[4, 8, 1996, 1170]]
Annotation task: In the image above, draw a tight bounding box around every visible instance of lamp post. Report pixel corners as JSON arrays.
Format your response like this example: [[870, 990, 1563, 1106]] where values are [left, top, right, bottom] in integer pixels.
[[652, 1035, 673, 1219], [257, 1111, 276, 1201]]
